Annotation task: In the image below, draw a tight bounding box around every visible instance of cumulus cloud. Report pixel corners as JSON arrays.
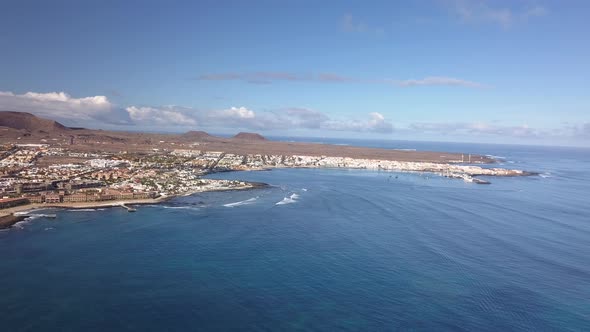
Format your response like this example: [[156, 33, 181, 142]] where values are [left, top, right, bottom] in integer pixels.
[[122, 104, 393, 133], [125, 106, 197, 126], [447, 0, 548, 28], [219, 108, 394, 133], [210, 106, 255, 119], [325, 112, 393, 133], [394, 76, 485, 88], [368, 112, 394, 132], [0, 90, 394, 133], [0, 90, 130, 125], [201, 106, 268, 129], [280, 108, 330, 129]]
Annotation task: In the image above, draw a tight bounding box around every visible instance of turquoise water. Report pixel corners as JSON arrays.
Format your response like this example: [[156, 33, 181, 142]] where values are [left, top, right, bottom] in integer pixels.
[[1, 142, 589, 331]]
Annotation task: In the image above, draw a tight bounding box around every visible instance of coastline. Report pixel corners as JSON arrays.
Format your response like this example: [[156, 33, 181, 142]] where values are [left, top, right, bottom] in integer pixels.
[[0, 160, 535, 227], [0, 198, 168, 223], [0, 181, 270, 229], [0, 214, 26, 229]]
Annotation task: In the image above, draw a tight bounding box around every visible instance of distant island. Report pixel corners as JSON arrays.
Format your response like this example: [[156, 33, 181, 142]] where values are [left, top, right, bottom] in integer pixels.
[[0, 111, 534, 228]]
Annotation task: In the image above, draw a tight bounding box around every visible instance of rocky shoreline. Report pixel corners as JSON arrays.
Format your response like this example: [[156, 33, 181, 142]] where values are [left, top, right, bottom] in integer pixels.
[[0, 181, 269, 229], [0, 214, 26, 229]]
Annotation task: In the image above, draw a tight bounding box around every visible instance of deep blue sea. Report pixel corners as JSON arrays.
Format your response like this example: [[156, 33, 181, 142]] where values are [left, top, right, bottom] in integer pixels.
[[1, 140, 589, 331]]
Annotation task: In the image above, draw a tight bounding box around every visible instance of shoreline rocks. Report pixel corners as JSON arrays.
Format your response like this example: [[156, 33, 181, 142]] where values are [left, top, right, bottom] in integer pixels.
[[0, 214, 26, 229]]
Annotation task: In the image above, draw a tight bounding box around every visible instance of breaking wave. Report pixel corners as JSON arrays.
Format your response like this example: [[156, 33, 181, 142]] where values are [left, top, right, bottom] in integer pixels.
[[12, 213, 55, 229], [276, 193, 300, 205], [486, 154, 506, 160], [28, 214, 55, 219], [14, 209, 44, 216], [224, 197, 258, 207], [160, 206, 200, 211], [13, 220, 31, 229]]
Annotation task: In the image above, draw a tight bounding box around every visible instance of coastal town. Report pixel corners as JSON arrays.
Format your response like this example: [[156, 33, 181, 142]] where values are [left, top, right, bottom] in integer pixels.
[[0, 139, 532, 227], [0, 111, 535, 228]]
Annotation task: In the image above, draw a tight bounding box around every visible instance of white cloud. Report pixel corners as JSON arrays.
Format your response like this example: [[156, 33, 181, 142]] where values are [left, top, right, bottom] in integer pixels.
[[0, 89, 394, 134], [368, 112, 394, 133], [280, 108, 330, 129], [325, 112, 393, 133], [122, 104, 393, 133], [212, 106, 255, 119], [0, 90, 118, 123], [125, 106, 197, 126]]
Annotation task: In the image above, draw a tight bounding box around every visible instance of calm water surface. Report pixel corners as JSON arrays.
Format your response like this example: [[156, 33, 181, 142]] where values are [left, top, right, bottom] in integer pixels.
[[1, 141, 589, 331]]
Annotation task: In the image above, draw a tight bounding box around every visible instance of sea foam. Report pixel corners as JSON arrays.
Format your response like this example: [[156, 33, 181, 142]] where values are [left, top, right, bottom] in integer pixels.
[[276, 193, 299, 205], [160, 205, 201, 211], [224, 197, 258, 207]]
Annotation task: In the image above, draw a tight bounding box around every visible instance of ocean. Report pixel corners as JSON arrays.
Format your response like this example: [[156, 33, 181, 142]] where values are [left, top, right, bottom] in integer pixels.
[[1, 140, 589, 331]]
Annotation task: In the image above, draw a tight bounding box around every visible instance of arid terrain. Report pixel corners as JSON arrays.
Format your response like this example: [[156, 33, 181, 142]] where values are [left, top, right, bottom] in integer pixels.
[[0, 111, 492, 163], [1, 111, 535, 227]]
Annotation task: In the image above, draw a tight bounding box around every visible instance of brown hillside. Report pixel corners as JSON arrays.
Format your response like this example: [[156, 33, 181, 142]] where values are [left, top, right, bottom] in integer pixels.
[[0, 112, 495, 164], [232, 132, 267, 141], [0, 111, 69, 133], [181, 131, 219, 141]]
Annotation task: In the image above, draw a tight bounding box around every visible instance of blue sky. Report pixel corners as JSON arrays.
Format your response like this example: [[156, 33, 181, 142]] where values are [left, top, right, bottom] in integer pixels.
[[0, 0, 589, 146]]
